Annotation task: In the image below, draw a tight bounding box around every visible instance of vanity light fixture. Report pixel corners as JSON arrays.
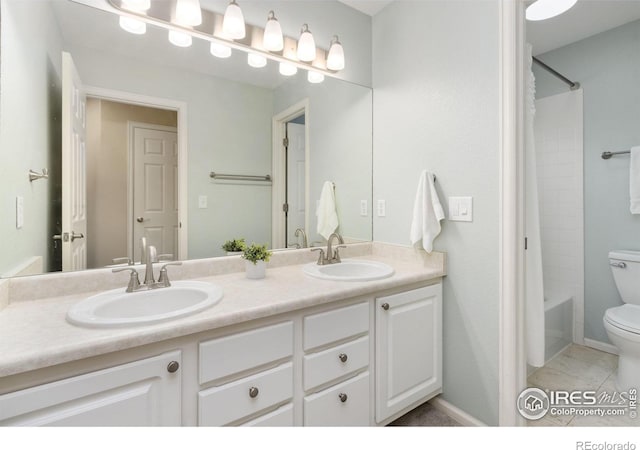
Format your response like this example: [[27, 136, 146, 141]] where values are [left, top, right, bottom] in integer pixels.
[[174, 0, 202, 26], [119, 0, 150, 34], [169, 29, 193, 47], [122, 0, 150, 10], [279, 62, 298, 76], [327, 35, 345, 71], [247, 53, 267, 68], [297, 24, 316, 62], [307, 71, 324, 84], [526, 0, 578, 21], [210, 41, 232, 58], [263, 11, 284, 52], [223, 0, 246, 40]]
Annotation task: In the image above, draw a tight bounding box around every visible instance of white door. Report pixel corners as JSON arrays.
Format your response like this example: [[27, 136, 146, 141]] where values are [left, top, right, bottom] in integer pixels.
[[286, 122, 306, 247], [375, 283, 443, 423], [61, 52, 87, 271], [132, 125, 179, 262]]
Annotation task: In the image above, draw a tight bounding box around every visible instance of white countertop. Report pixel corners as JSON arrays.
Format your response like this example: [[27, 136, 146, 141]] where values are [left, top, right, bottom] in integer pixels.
[[0, 249, 444, 378]]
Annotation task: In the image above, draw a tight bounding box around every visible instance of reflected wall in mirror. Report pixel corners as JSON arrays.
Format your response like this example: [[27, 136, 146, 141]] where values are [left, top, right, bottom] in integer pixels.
[[0, 0, 372, 278]]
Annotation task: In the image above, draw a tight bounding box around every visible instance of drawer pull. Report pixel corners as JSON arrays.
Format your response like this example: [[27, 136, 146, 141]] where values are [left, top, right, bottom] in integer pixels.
[[381, 303, 389, 310], [338, 353, 348, 363], [338, 393, 348, 403], [249, 387, 259, 398], [167, 361, 180, 373]]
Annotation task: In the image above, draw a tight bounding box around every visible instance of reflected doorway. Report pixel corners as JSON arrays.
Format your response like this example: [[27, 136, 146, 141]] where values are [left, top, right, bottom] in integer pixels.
[[285, 115, 306, 248]]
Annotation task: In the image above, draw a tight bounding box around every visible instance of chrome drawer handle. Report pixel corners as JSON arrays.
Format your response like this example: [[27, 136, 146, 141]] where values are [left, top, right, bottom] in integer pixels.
[[249, 387, 259, 398], [338, 393, 348, 403], [610, 262, 627, 269], [167, 361, 180, 373], [381, 303, 389, 310], [338, 353, 348, 363]]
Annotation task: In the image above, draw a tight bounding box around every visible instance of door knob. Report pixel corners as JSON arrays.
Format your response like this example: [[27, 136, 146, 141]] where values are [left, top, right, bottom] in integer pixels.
[[137, 217, 145, 223], [70, 232, 84, 242]]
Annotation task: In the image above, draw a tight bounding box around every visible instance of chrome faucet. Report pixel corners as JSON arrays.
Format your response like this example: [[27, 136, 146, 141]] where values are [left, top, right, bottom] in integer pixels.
[[295, 228, 308, 248], [311, 232, 346, 265], [113, 238, 181, 292]]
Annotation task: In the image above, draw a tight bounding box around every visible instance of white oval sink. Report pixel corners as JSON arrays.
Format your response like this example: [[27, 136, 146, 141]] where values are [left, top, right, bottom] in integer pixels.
[[303, 259, 394, 281], [67, 281, 223, 328]]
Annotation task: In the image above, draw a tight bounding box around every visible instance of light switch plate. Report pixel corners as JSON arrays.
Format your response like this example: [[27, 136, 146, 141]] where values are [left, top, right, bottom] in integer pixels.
[[377, 199, 386, 217], [360, 200, 368, 217], [198, 195, 208, 209], [16, 196, 24, 229], [449, 196, 473, 222]]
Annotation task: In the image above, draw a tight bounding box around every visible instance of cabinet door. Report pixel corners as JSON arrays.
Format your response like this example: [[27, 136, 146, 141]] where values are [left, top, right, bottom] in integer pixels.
[[0, 351, 181, 426], [375, 283, 442, 423]]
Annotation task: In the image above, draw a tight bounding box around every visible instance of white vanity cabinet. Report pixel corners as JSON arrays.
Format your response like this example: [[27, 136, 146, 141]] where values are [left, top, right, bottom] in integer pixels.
[[375, 283, 443, 423], [0, 351, 182, 426]]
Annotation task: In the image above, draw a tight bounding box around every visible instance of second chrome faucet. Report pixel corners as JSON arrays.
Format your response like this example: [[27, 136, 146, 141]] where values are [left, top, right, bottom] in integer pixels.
[[113, 237, 181, 292], [311, 232, 346, 265]]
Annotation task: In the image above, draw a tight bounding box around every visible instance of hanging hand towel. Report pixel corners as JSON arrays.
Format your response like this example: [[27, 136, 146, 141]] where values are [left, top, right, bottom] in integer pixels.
[[409, 170, 445, 253], [316, 181, 339, 240], [631, 146, 640, 214]]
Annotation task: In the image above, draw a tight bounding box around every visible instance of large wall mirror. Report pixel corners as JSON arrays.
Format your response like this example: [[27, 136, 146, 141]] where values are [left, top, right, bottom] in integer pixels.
[[0, 0, 372, 278]]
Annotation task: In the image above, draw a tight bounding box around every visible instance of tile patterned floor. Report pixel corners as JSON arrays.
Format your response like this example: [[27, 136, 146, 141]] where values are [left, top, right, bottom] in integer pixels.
[[527, 344, 639, 426], [389, 400, 461, 426]]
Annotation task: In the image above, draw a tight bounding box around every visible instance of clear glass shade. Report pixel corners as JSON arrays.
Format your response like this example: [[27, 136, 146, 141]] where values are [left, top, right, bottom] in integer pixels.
[[279, 62, 298, 76], [307, 71, 324, 84], [297, 24, 316, 62], [210, 42, 232, 58], [174, 0, 202, 26], [263, 12, 283, 52], [526, 0, 578, 21], [169, 30, 193, 47], [119, 16, 146, 34], [248, 53, 267, 68], [223, 1, 246, 40], [326, 36, 345, 71]]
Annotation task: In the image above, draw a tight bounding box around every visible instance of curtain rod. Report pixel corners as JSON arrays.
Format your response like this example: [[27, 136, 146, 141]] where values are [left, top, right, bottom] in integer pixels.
[[532, 56, 580, 91]]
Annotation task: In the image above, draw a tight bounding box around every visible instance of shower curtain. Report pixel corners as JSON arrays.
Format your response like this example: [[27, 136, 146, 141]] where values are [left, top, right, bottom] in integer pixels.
[[525, 44, 545, 367]]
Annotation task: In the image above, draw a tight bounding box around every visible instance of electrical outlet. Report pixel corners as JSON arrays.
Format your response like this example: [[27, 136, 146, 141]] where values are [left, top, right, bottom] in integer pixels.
[[360, 200, 368, 216], [198, 195, 208, 209], [16, 196, 24, 229], [377, 199, 386, 217]]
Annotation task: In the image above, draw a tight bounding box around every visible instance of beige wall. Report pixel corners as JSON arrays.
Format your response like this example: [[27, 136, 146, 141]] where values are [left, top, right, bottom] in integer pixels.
[[86, 99, 177, 269]]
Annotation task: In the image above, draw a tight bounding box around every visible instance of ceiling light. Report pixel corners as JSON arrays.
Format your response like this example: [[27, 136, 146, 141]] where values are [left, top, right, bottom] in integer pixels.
[[263, 11, 284, 52], [210, 41, 232, 58], [121, 0, 150, 11], [307, 71, 324, 84], [248, 53, 267, 68], [279, 62, 297, 76], [223, 0, 246, 40], [119, 16, 146, 34], [174, 0, 202, 26], [297, 24, 316, 62], [169, 30, 192, 47], [326, 35, 345, 71], [526, 0, 578, 21]]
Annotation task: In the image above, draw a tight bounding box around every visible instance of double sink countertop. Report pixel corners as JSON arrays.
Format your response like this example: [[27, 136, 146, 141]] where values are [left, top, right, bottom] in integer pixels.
[[0, 243, 445, 378]]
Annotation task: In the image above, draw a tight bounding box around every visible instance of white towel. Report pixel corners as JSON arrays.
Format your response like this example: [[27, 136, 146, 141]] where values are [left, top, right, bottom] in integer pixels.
[[631, 146, 640, 214], [409, 171, 445, 253], [316, 181, 339, 239]]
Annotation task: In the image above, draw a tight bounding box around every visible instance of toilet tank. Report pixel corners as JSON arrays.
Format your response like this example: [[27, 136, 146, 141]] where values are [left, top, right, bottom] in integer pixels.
[[609, 250, 640, 305]]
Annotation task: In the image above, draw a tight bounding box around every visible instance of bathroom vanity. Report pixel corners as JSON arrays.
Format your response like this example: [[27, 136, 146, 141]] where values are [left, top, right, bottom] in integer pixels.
[[0, 244, 444, 426]]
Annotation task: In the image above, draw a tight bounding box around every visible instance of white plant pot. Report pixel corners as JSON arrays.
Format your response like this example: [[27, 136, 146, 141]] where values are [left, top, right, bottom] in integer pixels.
[[226, 251, 243, 256], [245, 260, 266, 279]]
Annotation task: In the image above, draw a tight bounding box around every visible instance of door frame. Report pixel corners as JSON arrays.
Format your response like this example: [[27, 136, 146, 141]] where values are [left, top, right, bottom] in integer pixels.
[[127, 121, 179, 261], [271, 99, 310, 249], [84, 86, 189, 261]]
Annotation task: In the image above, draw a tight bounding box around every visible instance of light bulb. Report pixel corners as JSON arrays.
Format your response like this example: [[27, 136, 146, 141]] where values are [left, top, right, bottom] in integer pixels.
[[526, 0, 577, 21], [168, 30, 192, 47], [248, 53, 267, 68], [210, 42, 232, 58], [327, 35, 345, 71], [119, 16, 146, 34], [263, 11, 284, 52], [223, 0, 246, 40], [121, 0, 150, 11], [307, 71, 324, 84], [297, 24, 316, 62], [279, 62, 297, 77], [174, 0, 202, 26]]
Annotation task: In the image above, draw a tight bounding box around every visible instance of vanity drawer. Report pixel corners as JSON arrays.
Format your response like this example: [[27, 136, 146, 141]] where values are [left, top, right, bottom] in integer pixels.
[[303, 302, 369, 351], [198, 362, 293, 426], [199, 321, 293, 384], [303, 336, 369, 391], [303, 371, 370, 426], [240, 403, 294, 427]]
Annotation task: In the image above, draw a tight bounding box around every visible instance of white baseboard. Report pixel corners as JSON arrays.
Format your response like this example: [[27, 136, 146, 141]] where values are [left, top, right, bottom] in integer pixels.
[[584, 338, 618, 355], [429, 396, 487, 427]]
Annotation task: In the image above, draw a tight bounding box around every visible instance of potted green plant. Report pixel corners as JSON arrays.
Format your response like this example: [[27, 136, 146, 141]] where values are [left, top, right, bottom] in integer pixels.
[[221, 238, 246, 256], [242, 243, 272, 279]]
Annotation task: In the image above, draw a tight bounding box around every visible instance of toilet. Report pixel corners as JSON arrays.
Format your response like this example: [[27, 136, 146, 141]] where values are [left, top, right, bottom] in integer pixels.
[[604, 250, 640, 391]]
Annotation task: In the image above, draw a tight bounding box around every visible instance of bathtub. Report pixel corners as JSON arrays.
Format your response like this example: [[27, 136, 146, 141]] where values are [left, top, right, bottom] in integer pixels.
[[544, 293, 574, 363]]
